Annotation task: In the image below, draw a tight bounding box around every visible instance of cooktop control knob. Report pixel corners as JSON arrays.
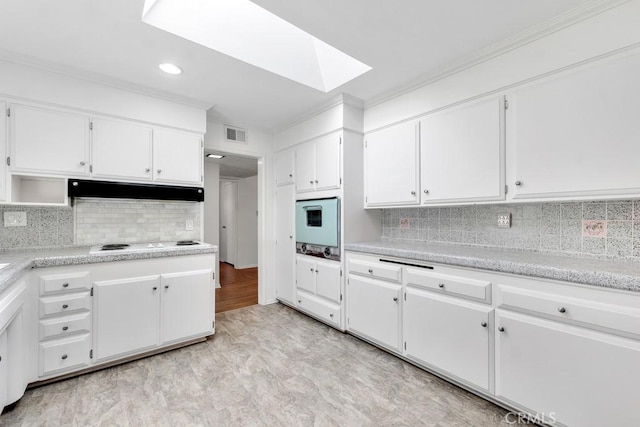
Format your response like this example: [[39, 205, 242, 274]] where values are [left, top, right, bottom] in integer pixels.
[[300, 243, 307, 254], [323, 247, 332, 258]]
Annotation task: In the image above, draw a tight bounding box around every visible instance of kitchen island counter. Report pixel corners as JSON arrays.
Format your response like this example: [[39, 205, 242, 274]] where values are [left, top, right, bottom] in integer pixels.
[[345, 240, 640, 292], [0, 243, 218, 295]]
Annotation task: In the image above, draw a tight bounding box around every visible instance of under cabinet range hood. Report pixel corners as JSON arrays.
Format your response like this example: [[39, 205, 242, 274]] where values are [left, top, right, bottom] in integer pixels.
[[68, 179, 204, 202]]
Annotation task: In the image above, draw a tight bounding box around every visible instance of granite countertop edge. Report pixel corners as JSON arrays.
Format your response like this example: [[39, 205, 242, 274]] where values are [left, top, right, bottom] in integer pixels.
[[0, 245, 218, 296], [345, 241, 640, 293]]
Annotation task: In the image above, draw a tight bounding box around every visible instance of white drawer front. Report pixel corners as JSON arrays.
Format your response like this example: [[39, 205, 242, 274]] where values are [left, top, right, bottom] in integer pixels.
[[39, 292, 91, 317], [39, 333, 91, 377], [348, 259, 402, 283], [296, 291, 341, 327], [405, 267, 490, 303], [39, 312, 91, 340], [497, 284, 640, 338], [40, 271, 91, 294]]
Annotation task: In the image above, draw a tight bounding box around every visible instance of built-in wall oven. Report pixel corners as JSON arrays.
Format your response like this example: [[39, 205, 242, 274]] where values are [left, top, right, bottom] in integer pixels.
[[295, 197, 340, 261]]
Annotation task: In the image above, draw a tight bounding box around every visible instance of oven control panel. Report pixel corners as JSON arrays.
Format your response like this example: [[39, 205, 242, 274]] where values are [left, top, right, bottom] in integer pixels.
[[296, 242, 340, 262]]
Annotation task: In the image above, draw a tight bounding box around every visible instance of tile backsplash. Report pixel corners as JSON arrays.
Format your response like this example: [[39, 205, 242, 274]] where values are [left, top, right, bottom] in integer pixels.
[[75, 199, 201, 245], [0, 205, 74, 249], [381, 200, 640, 260]]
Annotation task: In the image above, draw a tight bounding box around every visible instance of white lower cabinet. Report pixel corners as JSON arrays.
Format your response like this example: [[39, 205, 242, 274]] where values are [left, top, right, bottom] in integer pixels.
[[94, 276, 161, 361], [39, 333, 91, 377], [495, 309, 640, 427], [295, 255, 342, 328], [0, 328, 7, 411], [404, 288, 492, 391], [346, 275, 401, 352]]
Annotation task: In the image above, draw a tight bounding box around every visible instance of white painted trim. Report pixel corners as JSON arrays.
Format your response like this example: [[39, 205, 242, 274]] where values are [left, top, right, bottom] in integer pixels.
[[364, 0, 631, 110], [274, 93, 364, 134], [234, 264, 258, 269]]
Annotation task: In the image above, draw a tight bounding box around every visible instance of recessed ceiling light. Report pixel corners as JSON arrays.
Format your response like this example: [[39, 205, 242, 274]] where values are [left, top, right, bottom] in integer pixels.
[[206, 154, 225, 159], [159, 62, 182, 75], [143, 0, 371, 92]]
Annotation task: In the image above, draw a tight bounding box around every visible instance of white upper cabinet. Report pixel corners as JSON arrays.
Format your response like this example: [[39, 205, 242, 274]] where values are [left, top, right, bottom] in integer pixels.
[[274, 149, 295, 186], [0, 101, 6, 202], [364, 120, 420, 207], [152, 128, 203, 185], [91, 118, 153, 181], [275, 184, 296, 305], [421, 96, 504, 203], [295, 133, 341, 193], [509, 52, 640, 200], [9, 104, 90, 177]]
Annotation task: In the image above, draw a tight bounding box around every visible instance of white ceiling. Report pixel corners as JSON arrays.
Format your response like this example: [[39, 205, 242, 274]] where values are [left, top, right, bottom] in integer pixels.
[[0, 0, 606, 131], [206, 154, 258, 179]]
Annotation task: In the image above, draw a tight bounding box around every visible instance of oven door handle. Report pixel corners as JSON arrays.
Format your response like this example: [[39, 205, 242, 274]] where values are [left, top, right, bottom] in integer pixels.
[[302, 205, 323, 210]]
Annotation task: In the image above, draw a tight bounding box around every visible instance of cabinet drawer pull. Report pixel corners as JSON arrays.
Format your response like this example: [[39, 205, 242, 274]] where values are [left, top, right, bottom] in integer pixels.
[[61, 354, 68, 360], [438, 283, 445, 288], [558, 307, 567, 313], [498, 326, 505, 332], [329, 313, 334, 318], [368, 268, 373, 274], [310, 268, 314, 272], [423, 189, 429, 194], [62, 304, 69, 309], [79, 161, 86, 166], [393, 297, 398, 302], [515, 180, 522, 186], [315, 180, 318, 184], [62, 283, 69, 288], [165, 285, 169, 289], [153, 287, 158, 291], [145, 168, 150, 173], [481, 322, 488, 328], [62, 326, 69, 331], [410, 191, 416, 196], [157, 169, 162, 174], [298, 300, 302, 304], [309, 180, 314, 184], [289, 174, 293, 177]]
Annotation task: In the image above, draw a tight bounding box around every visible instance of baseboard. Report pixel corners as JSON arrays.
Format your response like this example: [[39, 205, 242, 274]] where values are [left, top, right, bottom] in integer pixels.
[[234, 264, 258, 269]]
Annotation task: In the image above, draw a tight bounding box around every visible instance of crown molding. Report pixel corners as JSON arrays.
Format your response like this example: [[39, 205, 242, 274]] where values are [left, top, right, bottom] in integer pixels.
[[364, 0, 631, 109], [0, 48, 213, 110]]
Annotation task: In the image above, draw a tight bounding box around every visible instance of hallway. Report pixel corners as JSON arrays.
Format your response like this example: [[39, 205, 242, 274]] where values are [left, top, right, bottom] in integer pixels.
[[215, 262, 258, 313]]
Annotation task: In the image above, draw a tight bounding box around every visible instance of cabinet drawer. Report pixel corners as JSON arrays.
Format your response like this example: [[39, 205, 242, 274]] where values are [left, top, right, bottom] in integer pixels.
[[296, 291, 341, 327], [497, 285, 640, 338], [39, 333, 91, 377], [39, 312, 91, 340], [39, 292, 91, 317], [348, 259, 402, 283], [39, 271, 91, 294], [405, 268, 490, 303]]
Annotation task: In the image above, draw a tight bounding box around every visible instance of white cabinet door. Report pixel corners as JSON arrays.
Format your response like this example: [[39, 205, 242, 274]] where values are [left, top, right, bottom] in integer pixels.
[[275, 185, 296, 304], [153, 128, 203, 185], [94, 276, 160, 361], [91, 118, 152, 181], [404, 287, 492, 390], [315, 259, 341, 304], [275, 149, 295, 186], [295, 142, 315, 193], [496, 310, 640, 427], [296, 255, 316, 294], [161, 269, 214, 344], [346, 275, 401, 352], [314, 134, 341, 191], [421, 96, 504, 203], [364, 121, 420, 206], [0, 329, 7, 411], [510, 52, 640, 199], [9, 104, 90, 176], [0, 101, 6, 202]]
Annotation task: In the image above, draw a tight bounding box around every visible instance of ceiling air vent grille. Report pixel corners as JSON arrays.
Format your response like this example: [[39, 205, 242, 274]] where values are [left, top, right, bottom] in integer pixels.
[[225, 125, 247, 144]]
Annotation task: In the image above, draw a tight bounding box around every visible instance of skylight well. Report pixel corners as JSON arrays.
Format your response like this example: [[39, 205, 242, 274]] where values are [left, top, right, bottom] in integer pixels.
[[142, 0, 371, 92]]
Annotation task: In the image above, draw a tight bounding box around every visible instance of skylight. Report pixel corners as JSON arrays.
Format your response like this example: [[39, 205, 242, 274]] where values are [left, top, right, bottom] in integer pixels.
[[141, 0, 371, 92]]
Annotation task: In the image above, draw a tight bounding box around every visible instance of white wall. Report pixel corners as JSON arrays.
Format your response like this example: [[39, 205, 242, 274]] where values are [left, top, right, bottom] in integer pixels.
[[364, 1, 640, 132], [203, 162, 220, 246], [0, 60, 206, 132], [236, 175, 258, 269]]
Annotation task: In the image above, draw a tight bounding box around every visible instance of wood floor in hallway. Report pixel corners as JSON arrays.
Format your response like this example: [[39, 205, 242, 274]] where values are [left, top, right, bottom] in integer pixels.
[[215, 262, 258, 313]]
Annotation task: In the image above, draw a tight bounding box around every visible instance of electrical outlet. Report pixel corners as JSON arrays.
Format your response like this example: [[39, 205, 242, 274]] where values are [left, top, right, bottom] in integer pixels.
[[497, 213, 511, 228], [185, 219, 194, 231], [4, 211, 27, 227]]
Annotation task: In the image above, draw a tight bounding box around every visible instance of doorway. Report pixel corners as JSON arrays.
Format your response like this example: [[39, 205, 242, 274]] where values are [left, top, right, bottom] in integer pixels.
[[204, 153, 259, 313]]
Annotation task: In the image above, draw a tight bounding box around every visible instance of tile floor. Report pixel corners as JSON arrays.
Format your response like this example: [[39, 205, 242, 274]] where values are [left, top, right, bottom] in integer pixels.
[[1, 304, 514, 426]]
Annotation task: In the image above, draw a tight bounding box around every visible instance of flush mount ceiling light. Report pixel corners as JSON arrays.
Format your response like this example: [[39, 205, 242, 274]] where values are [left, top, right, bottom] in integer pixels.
[[206, 154, 225, 159], [159, 62, 183, 75], [142, 0, 371, 92]]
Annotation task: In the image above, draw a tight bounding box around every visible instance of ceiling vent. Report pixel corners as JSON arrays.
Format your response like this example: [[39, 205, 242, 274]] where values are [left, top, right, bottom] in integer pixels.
[[224, 125, 247, 144]]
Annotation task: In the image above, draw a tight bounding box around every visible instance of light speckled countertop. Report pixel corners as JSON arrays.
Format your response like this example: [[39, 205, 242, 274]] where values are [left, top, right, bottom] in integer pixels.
[[345, 240, 640, 293], [0, 244, 218, 295]]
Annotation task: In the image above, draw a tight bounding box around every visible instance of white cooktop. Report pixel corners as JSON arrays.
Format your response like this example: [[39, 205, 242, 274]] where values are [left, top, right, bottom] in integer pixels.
[[89, 241, 202, 254]]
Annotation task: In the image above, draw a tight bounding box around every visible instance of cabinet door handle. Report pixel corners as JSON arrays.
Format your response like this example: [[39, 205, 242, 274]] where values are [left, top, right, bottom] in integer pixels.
[[315, 180, 318, 184], [558, 307, 567, 313], [368, 268, 373, 274], [298, 300, 302, 304], [289, 235, 293, 239], [515, 181, 522, 186], [393, 297, 398, 302], [411, 191, 416, 196], [423, 189, 429, 194], [61, 354, 68, 360], [165, 285, 169, 289], [62, 304, 69, 309], [315, 269, 318, 273], [157, 169, 162, 174], [153, 287, 158, 291], [289, 174, 293, 177], [480, 322, 487, 328], [310, 268, 314, 272], [329, 313, 334, 318], [80, 161, 86, 166], [62, 283, 69, 288], [62, 326, 69, 331], [309, 180, 314, 184], [438, 283, 445, 288], [145, 168, 150, 173], [498, 326, 505, 332]]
